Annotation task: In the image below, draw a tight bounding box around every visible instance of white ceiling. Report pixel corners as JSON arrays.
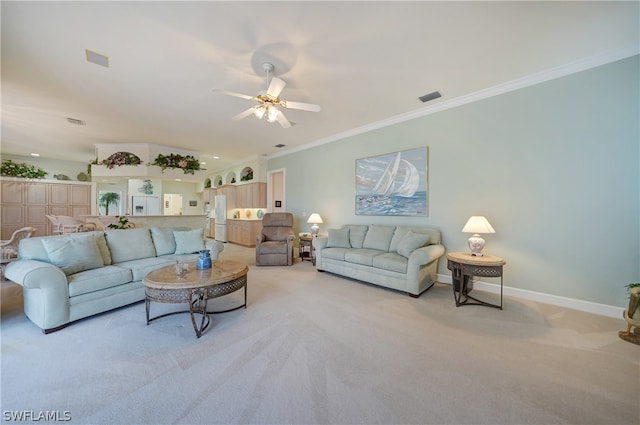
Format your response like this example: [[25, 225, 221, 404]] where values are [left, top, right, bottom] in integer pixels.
[[2, 1, 638, 170]]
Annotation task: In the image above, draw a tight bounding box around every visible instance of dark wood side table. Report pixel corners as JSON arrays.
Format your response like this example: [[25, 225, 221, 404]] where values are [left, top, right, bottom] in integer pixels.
[[299, 236, 315, 265], [446, 252, 506, 310]]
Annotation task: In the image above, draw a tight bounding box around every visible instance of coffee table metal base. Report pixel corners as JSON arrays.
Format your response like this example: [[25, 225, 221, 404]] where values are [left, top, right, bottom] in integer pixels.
[[145, 274, 247, 338]]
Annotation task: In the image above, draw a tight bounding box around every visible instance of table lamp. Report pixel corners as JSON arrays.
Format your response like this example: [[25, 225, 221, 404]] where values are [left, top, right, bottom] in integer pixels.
[[462, 216, 495, 256], [307, 213, 323, 236]]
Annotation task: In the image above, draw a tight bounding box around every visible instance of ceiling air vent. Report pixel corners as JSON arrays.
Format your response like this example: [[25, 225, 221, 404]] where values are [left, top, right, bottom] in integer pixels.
[[66, 117, 86, 126], [418, 91, 442, 103], [274, 144, 286, 148]]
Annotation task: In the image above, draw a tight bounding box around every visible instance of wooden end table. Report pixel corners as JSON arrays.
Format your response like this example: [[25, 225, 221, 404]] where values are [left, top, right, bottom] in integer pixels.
[[143, 259, 248, 338], [446, 252, 506, 310], [299, 236, 315, 265]]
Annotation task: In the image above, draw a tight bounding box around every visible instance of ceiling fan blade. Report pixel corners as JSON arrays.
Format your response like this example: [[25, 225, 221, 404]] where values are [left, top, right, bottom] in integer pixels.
[[212, 89, 254, 100], [283, 101, 321, 112], [275, 110, 292, 129], [232, 107, 255, 121], [267, 77, 286, 98]]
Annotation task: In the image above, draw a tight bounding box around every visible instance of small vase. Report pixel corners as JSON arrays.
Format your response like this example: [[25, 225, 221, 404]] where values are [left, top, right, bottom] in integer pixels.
[[196, 250, 212, 270]]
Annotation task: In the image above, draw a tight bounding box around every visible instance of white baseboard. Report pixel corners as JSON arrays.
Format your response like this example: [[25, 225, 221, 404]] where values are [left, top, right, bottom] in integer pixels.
[[437, 273, 624, 319]]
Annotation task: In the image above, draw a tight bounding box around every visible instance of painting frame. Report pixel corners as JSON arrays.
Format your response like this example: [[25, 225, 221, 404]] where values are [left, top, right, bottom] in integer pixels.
[[355, 147, 429, 216]]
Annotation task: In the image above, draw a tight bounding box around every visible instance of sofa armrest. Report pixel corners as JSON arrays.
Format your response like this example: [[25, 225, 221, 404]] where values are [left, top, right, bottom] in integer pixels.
[[312, 236, 328, 250], [205, 239, 225, 260], [408, 244, 445, 267], [5, 260, 69, 291], [5, 260, 71, 330]]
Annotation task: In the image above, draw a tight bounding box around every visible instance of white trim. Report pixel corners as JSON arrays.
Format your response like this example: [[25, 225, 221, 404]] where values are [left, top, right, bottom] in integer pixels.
[[268, 45, 640, 160], [437, 273, 625, 320]]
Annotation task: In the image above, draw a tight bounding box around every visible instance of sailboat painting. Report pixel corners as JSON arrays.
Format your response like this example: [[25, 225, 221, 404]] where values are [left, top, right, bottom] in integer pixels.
[[356, 147, 428, 216]]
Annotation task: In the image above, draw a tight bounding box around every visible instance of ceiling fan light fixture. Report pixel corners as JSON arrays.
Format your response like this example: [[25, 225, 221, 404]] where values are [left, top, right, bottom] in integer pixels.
[[253, 105, 266, 119], [266, 105, 279, 123]]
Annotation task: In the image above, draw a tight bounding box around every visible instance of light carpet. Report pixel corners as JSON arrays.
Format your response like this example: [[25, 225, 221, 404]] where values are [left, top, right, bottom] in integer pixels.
[[1, 243, 638, 425]]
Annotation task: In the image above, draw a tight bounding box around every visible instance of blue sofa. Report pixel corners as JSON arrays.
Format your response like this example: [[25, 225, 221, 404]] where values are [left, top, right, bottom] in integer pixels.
[[5, 227, 224, 333], [313, 225, 445, 297]]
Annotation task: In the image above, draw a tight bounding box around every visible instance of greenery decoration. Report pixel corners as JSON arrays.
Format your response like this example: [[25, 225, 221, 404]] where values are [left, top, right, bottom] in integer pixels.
[[150, 153, 202, 175], [101, 152, 142, 169], [240, 169, 254, 182], [106, 216, 134, 230], [0, 160, 48, 179]]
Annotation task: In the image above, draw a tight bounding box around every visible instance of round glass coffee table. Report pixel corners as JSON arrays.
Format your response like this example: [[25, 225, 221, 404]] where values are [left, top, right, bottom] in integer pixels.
[[143, 260, 248, 338]]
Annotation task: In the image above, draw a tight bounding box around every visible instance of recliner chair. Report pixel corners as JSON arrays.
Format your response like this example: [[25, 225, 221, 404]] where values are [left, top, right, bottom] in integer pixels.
[[255, 213, 295, 266]]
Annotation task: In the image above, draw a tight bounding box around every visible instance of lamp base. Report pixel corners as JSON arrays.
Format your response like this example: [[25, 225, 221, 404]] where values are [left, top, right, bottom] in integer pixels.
[[467, 234, 485, 256], [310, 224, 319, 236]]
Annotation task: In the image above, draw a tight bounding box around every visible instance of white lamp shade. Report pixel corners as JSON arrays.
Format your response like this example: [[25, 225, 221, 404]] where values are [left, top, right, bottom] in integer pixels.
[[307, 213, 323, 236], [307, 213, 323, 224], [462, 216, 495, 234]]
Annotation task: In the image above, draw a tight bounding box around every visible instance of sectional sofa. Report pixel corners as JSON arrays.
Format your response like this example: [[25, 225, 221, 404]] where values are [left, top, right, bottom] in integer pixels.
[[4, 227, 223, 333], [313, 224, 445, 297]]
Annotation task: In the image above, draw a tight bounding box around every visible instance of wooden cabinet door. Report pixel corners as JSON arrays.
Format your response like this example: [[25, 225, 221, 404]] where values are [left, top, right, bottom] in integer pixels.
[[1, 181, 24, 204], [70, 185, 91, 206], [49, 184, 70, 205], [253, 183, 266, 208], [25, 183, 47, 204]]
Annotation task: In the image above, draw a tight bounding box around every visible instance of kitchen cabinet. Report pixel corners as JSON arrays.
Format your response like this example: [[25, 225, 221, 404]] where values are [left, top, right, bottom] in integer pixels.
[[216, 185, 237, 210], [236, 182, 266, 208], [227, 219, 262, 247], [1, 179, 92, 238]]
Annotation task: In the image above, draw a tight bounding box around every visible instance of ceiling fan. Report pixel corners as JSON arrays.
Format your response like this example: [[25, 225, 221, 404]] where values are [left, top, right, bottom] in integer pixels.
[[213, 62, 321, 129]]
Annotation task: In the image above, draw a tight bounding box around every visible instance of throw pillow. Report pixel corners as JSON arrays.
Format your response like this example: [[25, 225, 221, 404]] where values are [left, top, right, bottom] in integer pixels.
[[174, 229, 205, 254], [396, 231, 430, 258], [326, 228, 351, 248], [150, 227, 178, 256], [362, 225, 396, 251], [42, 233, 104, 275]]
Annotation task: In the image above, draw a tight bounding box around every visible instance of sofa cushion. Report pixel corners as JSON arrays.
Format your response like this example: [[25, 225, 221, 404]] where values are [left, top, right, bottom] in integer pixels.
[[105, 228, 156, 263], [322, 247, 348, 261], [362, 225, 396, 252], [397, 231, 430, 258], [41, 233, 104, 275], [389, 226, 412, 252], [343, 225, 368, 249], [67, 265, 133, 297], [114, 257, 177, 281], [344, 248, 385, 266], [327, 228, 351, 248], [150, 227, 178, 256], [173, 229, 205, 254], [372, 252, 408, 274], [93, 232, 112, 265]]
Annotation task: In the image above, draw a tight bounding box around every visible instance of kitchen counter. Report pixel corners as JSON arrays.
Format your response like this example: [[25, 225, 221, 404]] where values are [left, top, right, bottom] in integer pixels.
[[85, 215, 208, 231]]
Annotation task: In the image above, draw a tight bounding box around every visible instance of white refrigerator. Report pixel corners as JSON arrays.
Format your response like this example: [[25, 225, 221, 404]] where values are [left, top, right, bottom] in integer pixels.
[[131, 196, 160, 215], [214, 194, 227, 242]]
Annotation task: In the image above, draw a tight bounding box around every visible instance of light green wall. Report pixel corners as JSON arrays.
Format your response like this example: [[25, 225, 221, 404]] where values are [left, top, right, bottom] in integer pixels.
[[268, 56, 640, 307]]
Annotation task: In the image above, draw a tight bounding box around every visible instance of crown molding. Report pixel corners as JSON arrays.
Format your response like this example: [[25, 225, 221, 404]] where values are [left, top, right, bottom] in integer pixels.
[[269, 45, 639, 160]]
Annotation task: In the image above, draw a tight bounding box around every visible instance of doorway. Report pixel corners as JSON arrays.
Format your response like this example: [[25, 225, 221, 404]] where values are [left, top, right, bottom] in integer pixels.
[[163, 194, 183, 216], [267, 168, 285, 213]]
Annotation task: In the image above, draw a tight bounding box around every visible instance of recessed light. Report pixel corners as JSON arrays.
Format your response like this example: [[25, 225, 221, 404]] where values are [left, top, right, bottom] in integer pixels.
[[212, 156, 219, 160], [200, 162, 207, 165], [30, 153, 40, 157], [85, 49, 109, 68]]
